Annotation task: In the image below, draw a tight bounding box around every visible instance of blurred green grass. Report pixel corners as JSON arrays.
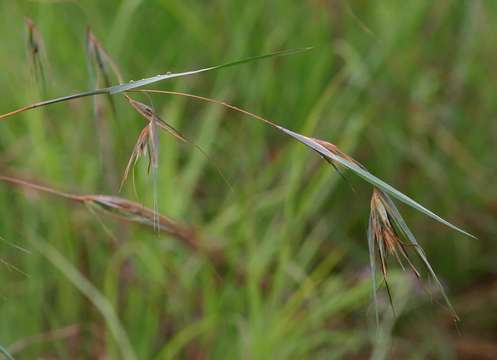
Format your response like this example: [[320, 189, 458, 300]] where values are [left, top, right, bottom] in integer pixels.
[[1, 0, 496, 359]]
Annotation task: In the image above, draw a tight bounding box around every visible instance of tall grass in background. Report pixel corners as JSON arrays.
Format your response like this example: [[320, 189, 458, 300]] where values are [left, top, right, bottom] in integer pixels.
[[1, 1, 497, 359]]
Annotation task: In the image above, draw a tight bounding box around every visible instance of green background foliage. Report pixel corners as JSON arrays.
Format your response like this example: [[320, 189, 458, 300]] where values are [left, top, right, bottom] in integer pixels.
[[1, 0, 496, 358]]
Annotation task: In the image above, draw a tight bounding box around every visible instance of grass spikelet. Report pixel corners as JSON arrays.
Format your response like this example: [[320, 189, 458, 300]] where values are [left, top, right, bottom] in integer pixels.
[[127, 94, 232, 227], [0, 174, 224, 266], [125, 96, 230, 178], [368, 187, 459, 325], [120, 126, 150, 190], [126, 97, 187, 144], [125, 97, 161, 229]]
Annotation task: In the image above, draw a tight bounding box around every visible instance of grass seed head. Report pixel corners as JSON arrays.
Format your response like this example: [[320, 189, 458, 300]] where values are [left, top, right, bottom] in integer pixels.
[[120, 126, 150, 190], [368, 188, 460, 323], [370, 188, 421, 280], [313, 138, 365, 169]]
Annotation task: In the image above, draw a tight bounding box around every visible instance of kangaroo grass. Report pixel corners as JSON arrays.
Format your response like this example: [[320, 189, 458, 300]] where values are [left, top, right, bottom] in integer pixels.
[[0, 37, 476, 326]]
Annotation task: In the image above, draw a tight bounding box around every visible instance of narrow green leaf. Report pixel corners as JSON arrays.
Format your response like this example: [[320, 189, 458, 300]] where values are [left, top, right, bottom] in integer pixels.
[[109, 47, 313, 94]]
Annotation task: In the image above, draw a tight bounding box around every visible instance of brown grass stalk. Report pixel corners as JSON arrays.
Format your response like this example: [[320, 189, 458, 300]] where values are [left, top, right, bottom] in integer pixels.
[[0, 174, 226, 268]]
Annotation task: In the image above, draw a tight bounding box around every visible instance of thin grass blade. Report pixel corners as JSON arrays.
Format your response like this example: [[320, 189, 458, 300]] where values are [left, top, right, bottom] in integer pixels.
[[109, 47, 313, 94]]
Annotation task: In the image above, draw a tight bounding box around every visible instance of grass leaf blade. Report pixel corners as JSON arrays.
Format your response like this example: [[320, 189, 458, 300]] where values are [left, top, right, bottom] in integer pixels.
[[109, 47, 313, 94]]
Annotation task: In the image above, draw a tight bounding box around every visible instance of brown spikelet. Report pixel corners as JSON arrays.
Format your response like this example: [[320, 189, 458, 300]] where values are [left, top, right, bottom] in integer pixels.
[[369, 187, 458, 325], [126, 97, 188, 143], [313, 138, 365, 170], [120, 126, 150, 191], [123, 96, 232, 192], [370, 188, 422, 278], [0, 174, 225, 267]]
